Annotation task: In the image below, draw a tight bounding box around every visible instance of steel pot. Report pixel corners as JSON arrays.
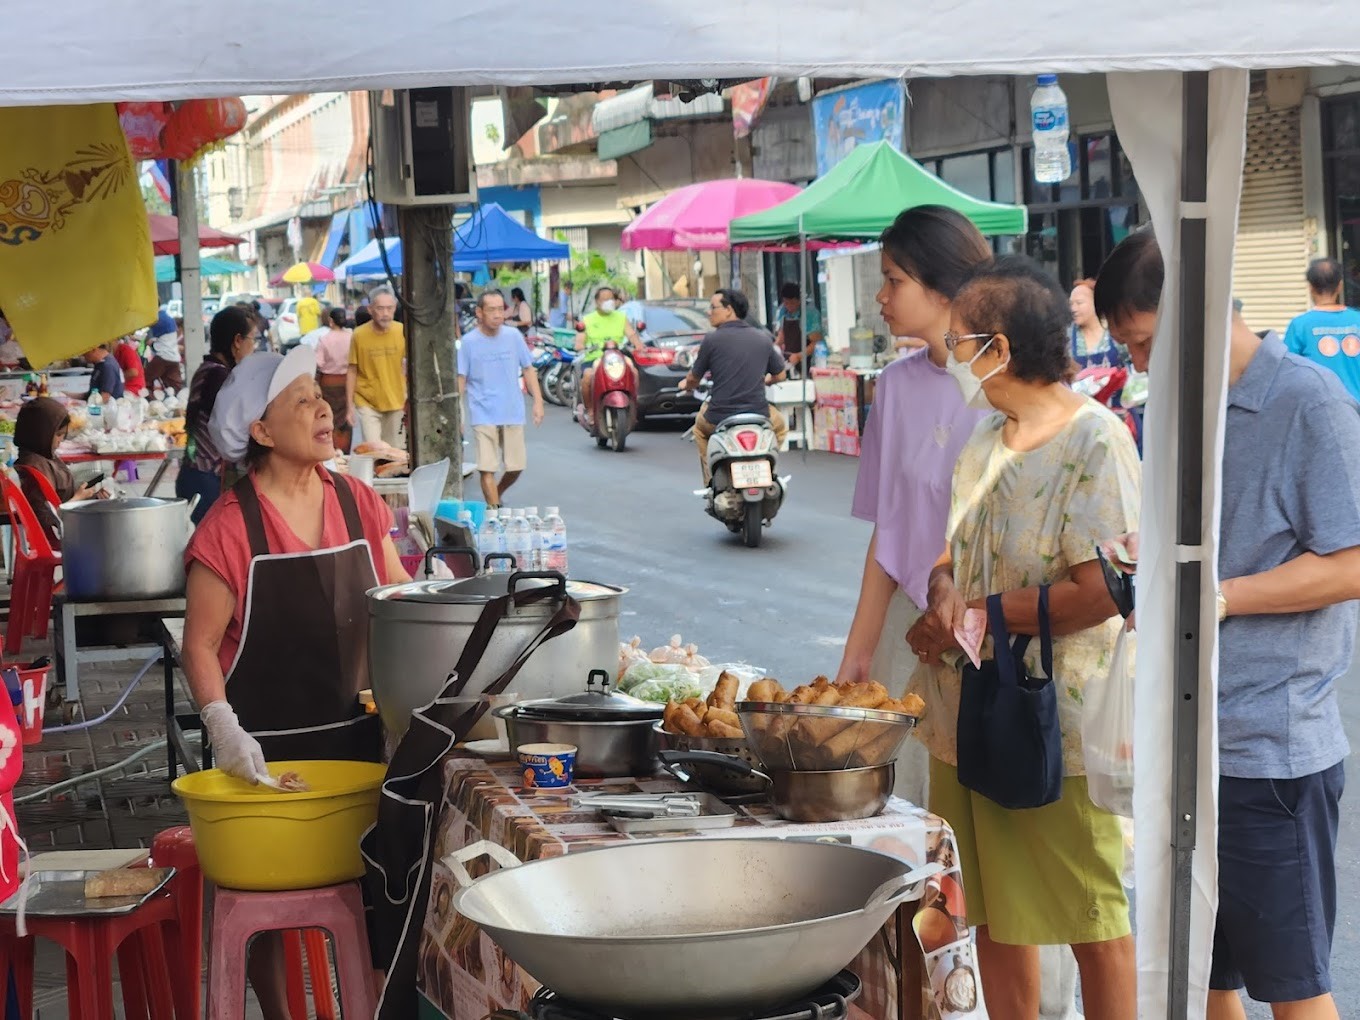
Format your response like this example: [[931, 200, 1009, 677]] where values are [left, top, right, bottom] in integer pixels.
[[447, 837, 942, 1020], [770, 763, 895, 822], [60, 496, 195, 601], [367, 571, 625, 739], [495, 671, 662, 778]]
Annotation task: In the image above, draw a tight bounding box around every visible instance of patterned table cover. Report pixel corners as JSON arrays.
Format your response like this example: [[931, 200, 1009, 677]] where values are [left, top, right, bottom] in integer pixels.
[[419, 756, 983, 1020]]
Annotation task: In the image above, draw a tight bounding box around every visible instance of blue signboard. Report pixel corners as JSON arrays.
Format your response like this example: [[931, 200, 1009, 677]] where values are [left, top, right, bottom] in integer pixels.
[[812, 80, 906, 177]]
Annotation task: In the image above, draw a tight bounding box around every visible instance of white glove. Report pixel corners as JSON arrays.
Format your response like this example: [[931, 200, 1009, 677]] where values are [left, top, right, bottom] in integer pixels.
[[200, 701, 269, 784]]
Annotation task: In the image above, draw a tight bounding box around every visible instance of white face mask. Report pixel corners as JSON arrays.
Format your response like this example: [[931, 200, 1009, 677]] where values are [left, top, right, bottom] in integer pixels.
[[600, 300, 617, 313], [946, 336, 1009, 410]]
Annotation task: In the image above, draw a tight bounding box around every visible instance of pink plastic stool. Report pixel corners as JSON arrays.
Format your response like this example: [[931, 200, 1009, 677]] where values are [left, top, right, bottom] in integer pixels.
[[207, 882, 374, 1020]]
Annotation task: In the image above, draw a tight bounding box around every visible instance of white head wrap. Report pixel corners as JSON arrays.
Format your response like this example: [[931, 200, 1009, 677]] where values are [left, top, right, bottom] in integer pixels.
[[208, 345, 317, 464]]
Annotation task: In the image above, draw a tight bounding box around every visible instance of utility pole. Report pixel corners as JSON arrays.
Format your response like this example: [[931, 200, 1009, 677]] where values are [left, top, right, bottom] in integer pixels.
[[399, 205, 462, 497]]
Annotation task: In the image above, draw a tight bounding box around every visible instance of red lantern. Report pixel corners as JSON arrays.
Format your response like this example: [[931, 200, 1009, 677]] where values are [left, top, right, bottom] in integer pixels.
[[117, 102, 172, 160], [159, 98, 248, 163]]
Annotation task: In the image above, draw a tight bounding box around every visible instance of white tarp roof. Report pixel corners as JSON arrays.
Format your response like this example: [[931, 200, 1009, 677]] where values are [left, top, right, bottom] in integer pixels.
[[6, 0, 1360, 104]]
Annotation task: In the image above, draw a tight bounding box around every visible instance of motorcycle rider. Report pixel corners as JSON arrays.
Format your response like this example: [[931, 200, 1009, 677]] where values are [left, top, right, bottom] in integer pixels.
[[679, 288, 789, 483], [574, 285, 639, 416]]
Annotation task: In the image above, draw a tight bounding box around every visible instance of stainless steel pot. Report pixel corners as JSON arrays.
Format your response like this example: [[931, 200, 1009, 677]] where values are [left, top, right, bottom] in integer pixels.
[[496, 671, 661, 778], [367, 572, 625, 739], [447, 837, 942, 1020], [770, 763, 895, 822], [60, 496, 195, 601]]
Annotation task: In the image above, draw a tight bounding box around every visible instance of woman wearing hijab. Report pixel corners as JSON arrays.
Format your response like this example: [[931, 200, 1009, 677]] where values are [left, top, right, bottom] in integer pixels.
[[14, 396, 106, 545], [181, 346, 409, 1017]]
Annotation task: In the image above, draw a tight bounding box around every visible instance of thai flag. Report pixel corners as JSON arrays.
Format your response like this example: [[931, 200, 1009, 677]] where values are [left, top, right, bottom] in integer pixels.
[[145, 160, 172, 204]]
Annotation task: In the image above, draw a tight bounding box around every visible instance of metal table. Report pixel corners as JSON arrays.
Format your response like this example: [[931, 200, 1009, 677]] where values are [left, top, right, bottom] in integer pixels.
[[52, 594, 186, 704], [160, 617, 209, 779]]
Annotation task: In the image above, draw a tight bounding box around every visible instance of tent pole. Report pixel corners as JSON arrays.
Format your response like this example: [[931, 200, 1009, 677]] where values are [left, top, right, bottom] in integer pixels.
[[1167, 68, 1210, 1020], [174, 161, 206, 380], [799, 221, 809, 461]]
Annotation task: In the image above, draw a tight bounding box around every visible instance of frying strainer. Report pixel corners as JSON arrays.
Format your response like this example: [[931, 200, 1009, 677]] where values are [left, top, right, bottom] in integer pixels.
[[736, 701, 918, 772]]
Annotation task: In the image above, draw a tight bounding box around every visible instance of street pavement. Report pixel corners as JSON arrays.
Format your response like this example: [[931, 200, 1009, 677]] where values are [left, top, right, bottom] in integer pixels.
[[506, 406, 1360, 1018]]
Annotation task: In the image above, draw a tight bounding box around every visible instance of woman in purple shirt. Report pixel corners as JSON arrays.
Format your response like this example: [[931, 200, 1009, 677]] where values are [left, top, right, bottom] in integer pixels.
[[838, 207, 992, 716], [839, 205, 1082, 1020]]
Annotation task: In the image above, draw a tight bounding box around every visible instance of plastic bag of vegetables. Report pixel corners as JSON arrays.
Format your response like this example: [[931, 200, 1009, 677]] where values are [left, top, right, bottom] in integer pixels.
[[618, 661, 703, 703]]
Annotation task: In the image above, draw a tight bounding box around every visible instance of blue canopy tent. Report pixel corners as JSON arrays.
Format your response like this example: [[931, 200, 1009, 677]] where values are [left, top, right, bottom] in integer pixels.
[[334, 204, 568, 278]]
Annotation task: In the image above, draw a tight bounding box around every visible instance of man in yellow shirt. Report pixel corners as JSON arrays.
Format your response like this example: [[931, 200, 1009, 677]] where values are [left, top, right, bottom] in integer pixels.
[[346, 285, 407, 446], [296, 292, 322, 335]]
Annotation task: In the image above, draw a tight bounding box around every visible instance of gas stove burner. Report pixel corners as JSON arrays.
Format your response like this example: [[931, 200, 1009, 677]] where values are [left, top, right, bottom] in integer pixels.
[[527, 970, 861, 1020]]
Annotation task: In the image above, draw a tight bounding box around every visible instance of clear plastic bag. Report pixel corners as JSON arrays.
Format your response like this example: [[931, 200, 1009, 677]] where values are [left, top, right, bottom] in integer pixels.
[[1082, 625, 1134, 817], [649, 635, 690, 664], [618, 637, 649, 680]]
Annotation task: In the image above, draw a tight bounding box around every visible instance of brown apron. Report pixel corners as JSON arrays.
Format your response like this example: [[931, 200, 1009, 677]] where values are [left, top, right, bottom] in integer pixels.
[[224, 471, 382, 763]]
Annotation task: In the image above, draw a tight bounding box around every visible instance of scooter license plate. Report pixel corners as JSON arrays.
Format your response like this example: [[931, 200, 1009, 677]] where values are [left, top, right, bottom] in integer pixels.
[[730, 460, 772, 488]]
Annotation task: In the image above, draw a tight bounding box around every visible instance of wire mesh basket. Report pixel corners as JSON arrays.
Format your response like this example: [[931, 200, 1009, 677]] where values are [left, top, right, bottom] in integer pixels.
[[736, 702, 918, 772]]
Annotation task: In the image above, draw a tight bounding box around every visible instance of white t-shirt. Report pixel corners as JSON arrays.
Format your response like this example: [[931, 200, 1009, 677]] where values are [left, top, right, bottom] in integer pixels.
[[151, 332, 181, 362]]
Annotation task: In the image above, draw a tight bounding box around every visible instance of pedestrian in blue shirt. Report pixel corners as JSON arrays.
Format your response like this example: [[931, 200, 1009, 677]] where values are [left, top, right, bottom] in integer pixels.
[[1283, 257, 1360, 400], [1097, 230, 1360, 1020], [457, 290, 544, 507]]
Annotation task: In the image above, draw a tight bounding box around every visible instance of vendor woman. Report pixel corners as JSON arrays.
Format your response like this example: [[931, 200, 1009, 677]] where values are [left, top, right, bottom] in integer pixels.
[[183, 345, 409, 775], [14, 396, 109, 544], [181, 347, 408, 1016]]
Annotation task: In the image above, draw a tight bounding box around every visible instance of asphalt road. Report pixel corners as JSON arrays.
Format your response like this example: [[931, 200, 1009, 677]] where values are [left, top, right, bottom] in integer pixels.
[[496, 406, 1360, 1016]]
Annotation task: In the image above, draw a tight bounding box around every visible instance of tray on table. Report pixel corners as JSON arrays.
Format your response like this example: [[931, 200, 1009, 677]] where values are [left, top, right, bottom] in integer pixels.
[[0, 868, 175, 917]]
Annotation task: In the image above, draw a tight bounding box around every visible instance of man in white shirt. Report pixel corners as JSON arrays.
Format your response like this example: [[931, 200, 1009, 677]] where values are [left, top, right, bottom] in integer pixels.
[[145, 309, 184, 391]]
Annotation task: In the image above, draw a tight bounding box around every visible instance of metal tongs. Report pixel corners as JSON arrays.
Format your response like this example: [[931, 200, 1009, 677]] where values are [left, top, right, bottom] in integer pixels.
[[574, 793, 704, 819]]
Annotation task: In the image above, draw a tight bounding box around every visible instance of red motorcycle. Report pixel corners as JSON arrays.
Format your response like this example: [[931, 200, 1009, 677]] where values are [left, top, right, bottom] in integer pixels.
[[577, 340, 638, 452]]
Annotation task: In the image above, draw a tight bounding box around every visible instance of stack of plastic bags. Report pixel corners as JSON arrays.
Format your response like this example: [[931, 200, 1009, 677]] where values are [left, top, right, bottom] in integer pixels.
[[616, 635, 765, 704]]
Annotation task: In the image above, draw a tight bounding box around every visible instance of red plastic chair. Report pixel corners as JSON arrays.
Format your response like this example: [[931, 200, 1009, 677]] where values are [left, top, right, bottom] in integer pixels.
[[0, 473, 60, 656], [13, 467, 60, 527]]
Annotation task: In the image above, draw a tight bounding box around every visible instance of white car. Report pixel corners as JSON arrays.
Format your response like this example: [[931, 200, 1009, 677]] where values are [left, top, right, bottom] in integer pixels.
[[273, 298, 302, 347]]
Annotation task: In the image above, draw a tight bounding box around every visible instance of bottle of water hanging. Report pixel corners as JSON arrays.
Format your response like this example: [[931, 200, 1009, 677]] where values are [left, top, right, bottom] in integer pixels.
[[1031, 74, 1072, 184], [542, 506, 568, 575], [523, 507, 544, 570], [506, 509, 533, 571]]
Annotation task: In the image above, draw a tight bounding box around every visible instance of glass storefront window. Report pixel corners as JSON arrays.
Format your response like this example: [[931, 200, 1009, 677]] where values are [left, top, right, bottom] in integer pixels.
[[1323, 95, 1360, 306]]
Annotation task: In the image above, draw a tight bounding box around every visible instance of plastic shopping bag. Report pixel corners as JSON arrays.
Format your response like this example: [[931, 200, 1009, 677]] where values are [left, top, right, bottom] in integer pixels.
[[1082, 624, 1135, 817]]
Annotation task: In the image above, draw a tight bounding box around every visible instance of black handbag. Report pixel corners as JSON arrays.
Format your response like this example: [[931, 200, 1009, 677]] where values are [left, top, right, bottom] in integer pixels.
[[956, 585, 1063, 810]]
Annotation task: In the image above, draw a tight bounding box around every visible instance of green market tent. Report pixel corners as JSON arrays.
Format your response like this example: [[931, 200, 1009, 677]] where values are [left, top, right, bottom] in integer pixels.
[[729, 140, 1028, 243], [154, 255, 249, 282]]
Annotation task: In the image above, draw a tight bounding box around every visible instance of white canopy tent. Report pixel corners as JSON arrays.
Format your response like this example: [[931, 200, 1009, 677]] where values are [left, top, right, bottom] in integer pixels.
[[9, 6, 1360, 1018]]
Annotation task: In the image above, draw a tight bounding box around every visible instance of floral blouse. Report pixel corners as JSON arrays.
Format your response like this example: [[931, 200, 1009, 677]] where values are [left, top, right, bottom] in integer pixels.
[[908, 400, 1141, 775]]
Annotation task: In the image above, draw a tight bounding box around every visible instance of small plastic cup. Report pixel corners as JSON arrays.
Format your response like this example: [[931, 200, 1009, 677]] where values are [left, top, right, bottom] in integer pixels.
[[517, 743, 576, 789]]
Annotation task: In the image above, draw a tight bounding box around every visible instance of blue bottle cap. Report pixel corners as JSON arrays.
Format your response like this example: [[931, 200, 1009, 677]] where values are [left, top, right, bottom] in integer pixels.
[[1037, 74, 1059, 85]]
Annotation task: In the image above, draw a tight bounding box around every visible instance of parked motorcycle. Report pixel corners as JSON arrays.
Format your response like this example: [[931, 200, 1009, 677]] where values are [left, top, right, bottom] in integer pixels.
[[576, 341, 637, 452], [531, 341, 563, 406], [702, 413, 786, 548]]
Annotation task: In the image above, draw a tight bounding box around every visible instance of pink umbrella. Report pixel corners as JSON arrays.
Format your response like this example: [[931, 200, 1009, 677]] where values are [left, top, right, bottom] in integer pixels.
[[621, 178, 802, 251]]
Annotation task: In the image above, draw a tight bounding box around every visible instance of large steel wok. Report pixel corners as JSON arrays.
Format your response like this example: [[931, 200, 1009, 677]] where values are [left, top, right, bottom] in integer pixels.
[[447, 837, 941, 1019]]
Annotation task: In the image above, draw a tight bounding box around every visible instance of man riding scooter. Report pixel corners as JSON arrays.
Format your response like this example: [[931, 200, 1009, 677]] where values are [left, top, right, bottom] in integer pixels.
[[574, 285, 639, 416], [679, 288, 789, 482]]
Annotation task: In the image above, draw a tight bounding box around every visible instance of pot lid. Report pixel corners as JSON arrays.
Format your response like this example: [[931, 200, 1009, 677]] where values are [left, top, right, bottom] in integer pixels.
[[371, 575, 623, 605], [515, 671, 663, 721], [62, 496, 180, 513]]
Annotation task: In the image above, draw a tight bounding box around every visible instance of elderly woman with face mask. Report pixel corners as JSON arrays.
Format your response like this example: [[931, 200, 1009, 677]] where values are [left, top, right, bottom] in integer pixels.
[[907, 256, 1141, 1020]]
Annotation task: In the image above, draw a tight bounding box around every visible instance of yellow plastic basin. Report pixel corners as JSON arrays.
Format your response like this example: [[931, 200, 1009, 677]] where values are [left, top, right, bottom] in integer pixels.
[[172, 760, 385, 891]]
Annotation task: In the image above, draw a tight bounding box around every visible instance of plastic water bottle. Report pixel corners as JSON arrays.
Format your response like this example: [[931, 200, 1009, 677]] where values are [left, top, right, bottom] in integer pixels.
[[478, 509, 505, 570], [523, 507, 544, 570], [1031, 74, 1072, 184], [505, 509, 532, 570], [813, 340, 829, 368], [542, 507, 568, 575]]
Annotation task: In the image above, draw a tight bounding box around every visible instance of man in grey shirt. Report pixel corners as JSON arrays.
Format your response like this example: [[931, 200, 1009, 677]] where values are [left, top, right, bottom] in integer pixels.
[[1096, 228, 1360, 1020]]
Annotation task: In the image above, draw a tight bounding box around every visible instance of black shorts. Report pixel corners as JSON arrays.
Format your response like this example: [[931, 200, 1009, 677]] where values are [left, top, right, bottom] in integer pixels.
[[1210, 761, 1344, 1003]]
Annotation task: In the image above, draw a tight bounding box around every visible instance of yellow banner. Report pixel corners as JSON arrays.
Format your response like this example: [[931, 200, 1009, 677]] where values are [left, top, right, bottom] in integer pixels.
[[0, 103, 157, 368]]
